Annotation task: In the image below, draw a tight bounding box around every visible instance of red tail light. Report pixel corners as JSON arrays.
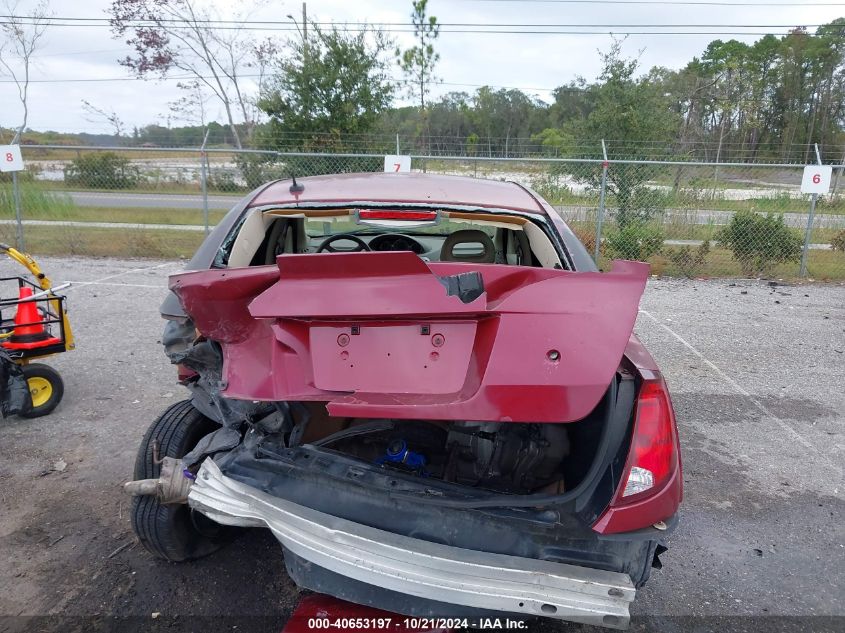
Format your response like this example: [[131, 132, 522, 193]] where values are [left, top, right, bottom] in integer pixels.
[[618, 380, 678, 502], [592, 376, 682, 534], [357, 210, 438, 221]]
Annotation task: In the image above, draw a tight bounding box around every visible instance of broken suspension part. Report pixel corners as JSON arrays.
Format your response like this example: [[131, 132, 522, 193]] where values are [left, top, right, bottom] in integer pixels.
[[124, 456, 194, 504]]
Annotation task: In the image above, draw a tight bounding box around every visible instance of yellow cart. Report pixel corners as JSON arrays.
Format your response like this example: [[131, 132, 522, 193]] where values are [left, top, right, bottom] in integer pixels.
[[0, 244, 74, 417]]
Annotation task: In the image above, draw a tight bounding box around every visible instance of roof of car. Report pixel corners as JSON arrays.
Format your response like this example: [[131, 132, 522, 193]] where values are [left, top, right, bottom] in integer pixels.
[[247, 172, 548, 215]]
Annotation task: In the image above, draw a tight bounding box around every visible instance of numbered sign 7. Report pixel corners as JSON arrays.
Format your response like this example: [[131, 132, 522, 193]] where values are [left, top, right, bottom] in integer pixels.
[[383, 155, 411, 173]]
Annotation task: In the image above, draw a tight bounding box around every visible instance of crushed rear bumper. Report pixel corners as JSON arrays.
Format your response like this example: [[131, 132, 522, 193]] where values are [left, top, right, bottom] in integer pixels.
[[189, 458, 637, 629]]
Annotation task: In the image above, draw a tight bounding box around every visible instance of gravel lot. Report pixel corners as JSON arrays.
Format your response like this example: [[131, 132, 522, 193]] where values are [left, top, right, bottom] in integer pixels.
[[0, 256, 843, 633]]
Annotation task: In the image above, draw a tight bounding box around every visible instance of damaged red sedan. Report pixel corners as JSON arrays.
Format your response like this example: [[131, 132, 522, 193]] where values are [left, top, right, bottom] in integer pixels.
[[125, 172, 682, 630]]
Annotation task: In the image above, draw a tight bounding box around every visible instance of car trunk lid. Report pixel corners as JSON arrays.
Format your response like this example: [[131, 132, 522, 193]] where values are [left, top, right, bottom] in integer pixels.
[[169, 252, 648, 422]]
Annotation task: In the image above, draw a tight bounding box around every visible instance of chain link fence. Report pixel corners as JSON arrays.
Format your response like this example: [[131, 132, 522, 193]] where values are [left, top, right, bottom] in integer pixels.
[[2, 145, 844, 280]]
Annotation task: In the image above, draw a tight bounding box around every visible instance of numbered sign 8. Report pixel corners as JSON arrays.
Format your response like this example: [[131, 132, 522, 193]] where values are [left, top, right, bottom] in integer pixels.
[[0, 145, 25, 173]]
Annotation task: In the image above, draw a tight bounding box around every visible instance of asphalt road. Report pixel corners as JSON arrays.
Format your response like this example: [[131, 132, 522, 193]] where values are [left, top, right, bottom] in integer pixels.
[[0, 256, 842, 633]]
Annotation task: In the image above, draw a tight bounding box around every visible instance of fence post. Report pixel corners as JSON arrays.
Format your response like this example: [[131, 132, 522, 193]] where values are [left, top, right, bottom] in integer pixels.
[[11, 170, 25, 251], [799, 194, 818, 278], [800, 144, 823, 277], [594, 139, 608, 264], [832, 146, 845, 198], [200, 129, 210, 235]]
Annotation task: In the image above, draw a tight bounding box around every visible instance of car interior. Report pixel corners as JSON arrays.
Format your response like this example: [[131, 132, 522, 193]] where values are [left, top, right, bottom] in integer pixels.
[[223, 207, 566, 270]]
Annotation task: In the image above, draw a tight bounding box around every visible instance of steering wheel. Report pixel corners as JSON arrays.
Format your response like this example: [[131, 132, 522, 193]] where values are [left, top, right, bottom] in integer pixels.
[[317, 234, 372, 253]]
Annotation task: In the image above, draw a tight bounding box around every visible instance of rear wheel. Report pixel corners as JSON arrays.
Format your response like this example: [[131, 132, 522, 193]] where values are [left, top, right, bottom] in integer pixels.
[[19, 363, 64, 418], [131, 399, 239, 562]]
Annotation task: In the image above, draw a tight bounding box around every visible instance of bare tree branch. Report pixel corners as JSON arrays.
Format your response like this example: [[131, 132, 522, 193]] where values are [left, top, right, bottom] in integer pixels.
[[108, 0, 275, 148], [168, 80, 210, 128], [81, 99, 126, 138], [0, 0, 51, 141]]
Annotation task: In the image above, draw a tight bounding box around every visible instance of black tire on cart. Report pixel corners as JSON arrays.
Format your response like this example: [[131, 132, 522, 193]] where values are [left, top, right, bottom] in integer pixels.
[[131, 399, 239, 562], [19, 363, 64, 418]]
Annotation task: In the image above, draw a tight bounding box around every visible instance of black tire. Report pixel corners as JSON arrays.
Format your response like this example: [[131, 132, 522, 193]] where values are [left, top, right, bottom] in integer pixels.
[[131, 399, 238, 562], [19, 363, 64, 418]]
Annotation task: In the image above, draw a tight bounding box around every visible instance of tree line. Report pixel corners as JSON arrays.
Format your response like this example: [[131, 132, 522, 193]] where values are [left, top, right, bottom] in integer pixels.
[[3, 0, 844, 163], [111, 13, 845, 163], [127, 18, 845, 164], [378, 23, 845, 162]]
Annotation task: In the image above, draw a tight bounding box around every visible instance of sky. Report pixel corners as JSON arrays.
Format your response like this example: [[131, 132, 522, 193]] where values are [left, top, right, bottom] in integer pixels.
[[1, 0, 844, 134]]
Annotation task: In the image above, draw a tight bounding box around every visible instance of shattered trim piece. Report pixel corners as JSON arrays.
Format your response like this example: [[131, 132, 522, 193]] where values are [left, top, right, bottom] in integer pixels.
[[436, 271, 485, 304], [189, 459, 635, 630]]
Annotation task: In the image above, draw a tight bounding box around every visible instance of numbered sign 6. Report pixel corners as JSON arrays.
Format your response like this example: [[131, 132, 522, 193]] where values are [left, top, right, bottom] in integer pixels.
[[800, 165, 832, 194], [383, 155, 411, 173], [0, 145, 25, 173]]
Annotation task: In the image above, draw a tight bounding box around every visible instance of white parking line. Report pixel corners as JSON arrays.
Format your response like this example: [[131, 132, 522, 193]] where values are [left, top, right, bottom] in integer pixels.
[[639, 308, 843, 477], [63, 280, 167, 289], [64, 262, 176, 292]]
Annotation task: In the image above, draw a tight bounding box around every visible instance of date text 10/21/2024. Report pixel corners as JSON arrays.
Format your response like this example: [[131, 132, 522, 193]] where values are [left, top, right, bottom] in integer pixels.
[[303, 617, 529, 630]]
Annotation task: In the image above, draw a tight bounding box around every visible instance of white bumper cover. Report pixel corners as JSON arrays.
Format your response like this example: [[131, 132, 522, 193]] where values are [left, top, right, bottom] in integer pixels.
[[188, 458, 636, 629]]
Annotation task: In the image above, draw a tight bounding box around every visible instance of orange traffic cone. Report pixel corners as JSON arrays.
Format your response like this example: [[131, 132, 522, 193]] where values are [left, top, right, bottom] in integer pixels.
[[2, 286, 61, 350]]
